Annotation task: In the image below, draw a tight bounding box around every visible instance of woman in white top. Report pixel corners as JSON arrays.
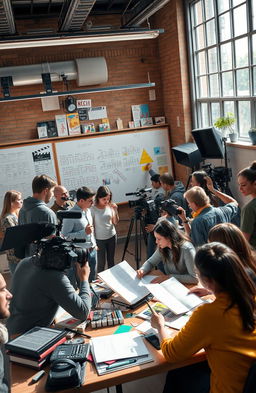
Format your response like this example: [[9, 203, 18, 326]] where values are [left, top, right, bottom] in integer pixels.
[[91, 186, 119, 272], [0, 190, 23, 275]]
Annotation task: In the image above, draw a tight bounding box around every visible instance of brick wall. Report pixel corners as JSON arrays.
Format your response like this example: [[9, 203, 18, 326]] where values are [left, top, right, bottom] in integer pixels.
[[0, 0, 191, 185]]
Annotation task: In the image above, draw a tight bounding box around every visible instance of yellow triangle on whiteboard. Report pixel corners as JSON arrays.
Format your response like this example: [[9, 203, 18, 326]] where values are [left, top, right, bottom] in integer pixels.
[[140, 149, 153, 165]]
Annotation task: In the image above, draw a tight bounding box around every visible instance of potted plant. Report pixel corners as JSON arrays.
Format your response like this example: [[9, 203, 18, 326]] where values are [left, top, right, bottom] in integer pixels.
[[214, 112, 237, 142], [248, 128, 256, 145]]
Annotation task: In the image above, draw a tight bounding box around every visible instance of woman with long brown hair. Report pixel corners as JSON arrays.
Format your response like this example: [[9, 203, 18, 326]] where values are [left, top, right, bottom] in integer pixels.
[[151, 242, 256, 393], [0, 190, 23, 274], [137, 219, 197, 284]]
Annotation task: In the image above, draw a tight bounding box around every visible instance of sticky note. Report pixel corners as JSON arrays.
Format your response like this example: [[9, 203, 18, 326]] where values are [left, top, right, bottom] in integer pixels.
[[113, 325, 133, 334]]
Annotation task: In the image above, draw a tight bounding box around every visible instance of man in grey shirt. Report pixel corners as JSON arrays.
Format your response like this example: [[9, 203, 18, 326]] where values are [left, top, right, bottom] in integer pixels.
[[7, 246, 91, 336], [62, 187, 97, 282]]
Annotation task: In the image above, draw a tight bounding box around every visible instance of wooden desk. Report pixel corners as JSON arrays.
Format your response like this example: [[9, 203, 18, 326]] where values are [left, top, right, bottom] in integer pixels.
[[11, 309, 206, 393]]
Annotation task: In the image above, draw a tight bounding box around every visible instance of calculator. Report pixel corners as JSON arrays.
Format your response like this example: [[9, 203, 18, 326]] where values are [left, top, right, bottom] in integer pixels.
[[50, 343, 90, 362]]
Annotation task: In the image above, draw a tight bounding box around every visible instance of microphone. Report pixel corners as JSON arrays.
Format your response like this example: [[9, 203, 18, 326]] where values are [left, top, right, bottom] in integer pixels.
[[61, 196, 72, 201]]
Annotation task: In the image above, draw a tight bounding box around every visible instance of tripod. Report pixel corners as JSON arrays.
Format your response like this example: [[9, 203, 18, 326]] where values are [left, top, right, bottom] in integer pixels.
[[122, 207, 148, 270]]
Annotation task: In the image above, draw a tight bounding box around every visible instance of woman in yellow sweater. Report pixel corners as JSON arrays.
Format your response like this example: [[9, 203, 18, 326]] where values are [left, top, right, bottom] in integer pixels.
[[151, 242, 256, 393]]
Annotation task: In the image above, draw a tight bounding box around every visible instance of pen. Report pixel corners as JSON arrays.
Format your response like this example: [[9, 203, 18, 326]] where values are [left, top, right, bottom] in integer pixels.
[[106, 358, 137, 370], [31, 370, 45, 383], [65, 327, 92, 339]]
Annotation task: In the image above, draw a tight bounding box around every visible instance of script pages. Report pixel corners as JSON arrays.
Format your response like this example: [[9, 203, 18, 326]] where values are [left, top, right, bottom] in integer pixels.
[[97, 261, 154, 306], [91, 331, 153, 375], [145, 277, 204, 315]]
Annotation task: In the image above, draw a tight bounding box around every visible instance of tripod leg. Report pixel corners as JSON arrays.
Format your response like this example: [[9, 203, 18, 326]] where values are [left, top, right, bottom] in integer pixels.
[[122, 217, 134, 260]]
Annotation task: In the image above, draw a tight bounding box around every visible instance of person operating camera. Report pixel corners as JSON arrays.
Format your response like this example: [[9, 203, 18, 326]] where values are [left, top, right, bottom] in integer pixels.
[[7, 242, 91, 336]]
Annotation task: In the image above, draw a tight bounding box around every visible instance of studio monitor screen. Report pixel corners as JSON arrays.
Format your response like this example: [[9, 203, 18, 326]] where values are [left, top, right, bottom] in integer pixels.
[[192, 127, 224, 159], [172, 143, 202, 168]]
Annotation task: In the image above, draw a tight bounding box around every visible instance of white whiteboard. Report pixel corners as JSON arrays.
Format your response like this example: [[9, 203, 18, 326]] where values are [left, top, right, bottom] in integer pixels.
[[55, 128, 172, 203], [0, 143, 57, 208]]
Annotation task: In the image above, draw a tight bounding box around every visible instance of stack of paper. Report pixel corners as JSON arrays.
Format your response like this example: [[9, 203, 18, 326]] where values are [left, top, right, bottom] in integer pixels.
[[91, 331, 153, 375]]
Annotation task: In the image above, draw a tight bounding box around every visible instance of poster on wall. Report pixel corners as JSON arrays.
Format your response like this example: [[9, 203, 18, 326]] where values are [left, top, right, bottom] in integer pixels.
[[0, 144, 57, 209]]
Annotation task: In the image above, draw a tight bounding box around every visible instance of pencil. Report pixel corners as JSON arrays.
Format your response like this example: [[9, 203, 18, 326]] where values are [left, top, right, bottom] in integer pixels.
[[65, 327, 92, 339], [146, 300, 155, 314]]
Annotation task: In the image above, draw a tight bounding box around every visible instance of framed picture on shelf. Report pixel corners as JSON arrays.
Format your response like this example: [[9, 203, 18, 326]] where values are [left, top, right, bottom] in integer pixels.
[[37, 122, 48, 139], [140, 117, 153, 127], [154, 116, 166, 125]]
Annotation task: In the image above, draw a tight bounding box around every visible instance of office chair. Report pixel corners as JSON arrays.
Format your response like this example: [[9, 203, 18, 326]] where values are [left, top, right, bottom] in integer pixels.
[[243, 361, 256, 393]]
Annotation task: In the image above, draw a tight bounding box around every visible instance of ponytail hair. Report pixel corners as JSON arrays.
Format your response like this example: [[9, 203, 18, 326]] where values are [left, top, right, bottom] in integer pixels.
[[195, 242, 256, 332], [238, 160, 256, 183]]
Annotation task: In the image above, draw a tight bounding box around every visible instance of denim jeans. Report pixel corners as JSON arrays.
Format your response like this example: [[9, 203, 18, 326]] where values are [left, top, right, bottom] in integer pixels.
[[96, 235, 116, 273]]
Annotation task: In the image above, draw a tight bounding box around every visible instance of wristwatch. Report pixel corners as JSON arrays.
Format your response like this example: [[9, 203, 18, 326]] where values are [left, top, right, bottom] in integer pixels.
[[183, 218, 190, 224]]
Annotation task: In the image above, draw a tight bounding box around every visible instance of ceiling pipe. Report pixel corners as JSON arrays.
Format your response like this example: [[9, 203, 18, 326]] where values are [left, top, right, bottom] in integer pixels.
[[0, 57, 108, 87]]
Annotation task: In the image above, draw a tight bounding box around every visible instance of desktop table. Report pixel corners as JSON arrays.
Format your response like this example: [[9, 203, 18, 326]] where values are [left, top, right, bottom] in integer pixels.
[[11, 307, 206, 393]]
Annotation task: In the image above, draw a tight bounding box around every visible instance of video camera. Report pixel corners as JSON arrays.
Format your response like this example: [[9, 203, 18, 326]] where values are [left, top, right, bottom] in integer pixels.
[[125, 188, 163, 225], [161, 198, 182, 216], [0, 211, 88, 271], [202, 163, 232, 190]]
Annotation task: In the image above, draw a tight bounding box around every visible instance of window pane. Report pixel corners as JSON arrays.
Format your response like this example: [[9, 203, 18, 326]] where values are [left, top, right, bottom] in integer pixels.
[[220, 43, 232, 71], [210, 74, 219, 96], [211, 103, 220, 123], [234, 5, 247, 37], [217, 0, 229, 14], [192, 0, 203, 26], [195, 25, 205, 50], [253, 0, 256, 30], [224, 101, 235, 115], [206, 19, 216, 46], [253, 67, 256, 95], [205, 0, 214, 19], [253, 34, 256, 65], [238, 101, 251, 136], [208, 47, 218, 72], [219, 12, 231, 41], [197, 51, 206, 75], [235, 37, 248, 67], [236, 68, 249, 95], [222, 71, 234, 96], [233, 0, 245, 6], [199, 76, 208, 97], [201, 103, 209, 126]]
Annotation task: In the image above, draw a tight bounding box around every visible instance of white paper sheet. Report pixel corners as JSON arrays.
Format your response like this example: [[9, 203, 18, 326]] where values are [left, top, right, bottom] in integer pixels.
[[91, 331, 149, 363]]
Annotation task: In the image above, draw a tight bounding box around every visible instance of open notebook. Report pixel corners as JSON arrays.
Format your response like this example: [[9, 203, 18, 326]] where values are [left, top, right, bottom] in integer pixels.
[[98, 261, 154, 308]]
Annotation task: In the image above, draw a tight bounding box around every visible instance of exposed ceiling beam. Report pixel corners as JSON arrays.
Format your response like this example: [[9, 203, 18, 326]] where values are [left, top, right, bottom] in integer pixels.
[[58, 0, 96, 32], [0, 0, 16, 35], [122, 0, 170, 27]]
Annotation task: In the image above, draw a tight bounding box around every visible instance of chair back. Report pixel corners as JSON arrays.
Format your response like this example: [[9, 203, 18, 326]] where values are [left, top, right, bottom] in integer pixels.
[[243, 361, 256, 393]]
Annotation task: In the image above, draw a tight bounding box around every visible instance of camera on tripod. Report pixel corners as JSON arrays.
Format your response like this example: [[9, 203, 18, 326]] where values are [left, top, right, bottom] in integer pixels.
[[161, 198, 182, 217], [126, 188, 161, 225]]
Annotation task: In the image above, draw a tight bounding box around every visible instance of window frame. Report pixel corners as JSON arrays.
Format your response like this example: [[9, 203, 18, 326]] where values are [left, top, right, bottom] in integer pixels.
[[185, 0, 256, 141]]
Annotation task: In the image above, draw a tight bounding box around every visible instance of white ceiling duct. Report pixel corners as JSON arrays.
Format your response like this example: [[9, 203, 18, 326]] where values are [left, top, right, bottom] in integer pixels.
[[0, 57, 108, 87]]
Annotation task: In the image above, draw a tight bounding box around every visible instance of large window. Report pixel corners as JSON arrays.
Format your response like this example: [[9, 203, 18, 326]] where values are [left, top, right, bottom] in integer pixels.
[[187, 0, 256, 139]]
